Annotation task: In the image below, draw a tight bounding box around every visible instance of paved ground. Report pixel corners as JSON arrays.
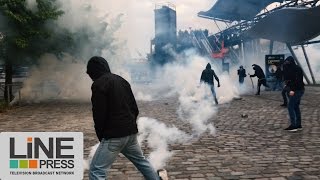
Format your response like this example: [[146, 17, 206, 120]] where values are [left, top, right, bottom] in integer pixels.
[[0, 86, 319, 180]]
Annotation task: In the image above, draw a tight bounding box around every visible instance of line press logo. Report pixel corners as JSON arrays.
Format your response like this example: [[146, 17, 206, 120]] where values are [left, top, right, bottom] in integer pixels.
[[0, 132, 83, 180]]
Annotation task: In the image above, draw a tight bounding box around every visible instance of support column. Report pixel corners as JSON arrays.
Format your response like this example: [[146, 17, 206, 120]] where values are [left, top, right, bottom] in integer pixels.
[[301, 45, 316, 84], [286, 43, 311, 85], [241, 41, 245, 65], [269, 40, 274, 55]]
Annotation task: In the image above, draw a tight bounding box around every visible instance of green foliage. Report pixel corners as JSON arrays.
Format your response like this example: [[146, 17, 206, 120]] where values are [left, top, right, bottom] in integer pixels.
[[0, 0, 64, 62]]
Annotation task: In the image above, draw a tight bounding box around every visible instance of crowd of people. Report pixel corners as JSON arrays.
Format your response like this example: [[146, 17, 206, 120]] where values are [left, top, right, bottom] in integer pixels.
[[235, 56, 305, 132], [201, 57, 304, 133]]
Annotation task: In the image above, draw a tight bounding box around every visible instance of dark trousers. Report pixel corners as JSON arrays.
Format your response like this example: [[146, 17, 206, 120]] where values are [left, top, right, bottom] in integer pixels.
[[210, 85, 218, 105], [257, 79, 269, 94], [282, 86, 289, 105], [239, 77, 244, 84], [288, 90, 304, 128]]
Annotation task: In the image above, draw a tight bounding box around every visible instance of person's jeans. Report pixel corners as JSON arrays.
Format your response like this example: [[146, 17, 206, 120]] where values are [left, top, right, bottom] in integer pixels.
[[210, 85, 218, 104], [89, 134, 159, 180], [282, 85, 289, 105], [287, 90, 304, 128]]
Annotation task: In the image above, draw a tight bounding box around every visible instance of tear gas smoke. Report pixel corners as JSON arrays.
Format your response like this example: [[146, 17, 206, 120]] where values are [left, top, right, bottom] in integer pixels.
[[16, 0, 130, 103], [16, 0, 267, 171], [25, 0, 38, 12], [83, 143, 99, 170], [160, 55, 218, 135], [83, 117, 191, 170], [17, 54, 91, 103], [84, 52, 250, 170], [293, 44, 320, 83], [16, 53, 131, 103], [137, 117, 192, 169]]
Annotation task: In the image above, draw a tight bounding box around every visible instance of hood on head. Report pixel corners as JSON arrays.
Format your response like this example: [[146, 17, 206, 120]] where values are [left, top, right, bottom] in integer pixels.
[[284, 56, 296, 65], [87, 56, 111, 81], [206, 63, 211, 69], [240, 65, 243, 69]]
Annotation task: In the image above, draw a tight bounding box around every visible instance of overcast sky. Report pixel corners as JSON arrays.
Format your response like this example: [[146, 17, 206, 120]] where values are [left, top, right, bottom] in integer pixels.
[[91, 0, 220, 58]]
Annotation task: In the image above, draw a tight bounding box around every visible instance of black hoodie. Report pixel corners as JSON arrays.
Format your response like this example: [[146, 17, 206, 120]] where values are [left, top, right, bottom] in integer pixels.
[[284, 56, 305, 91], [200, 63, 219, 85], [87, 56, 139, 141], [250, 64, 266, 79]]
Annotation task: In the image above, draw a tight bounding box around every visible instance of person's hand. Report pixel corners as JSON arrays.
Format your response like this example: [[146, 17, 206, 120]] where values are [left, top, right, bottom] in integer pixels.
[[289, 91, 295, 96], [218, 84, 220, 88]]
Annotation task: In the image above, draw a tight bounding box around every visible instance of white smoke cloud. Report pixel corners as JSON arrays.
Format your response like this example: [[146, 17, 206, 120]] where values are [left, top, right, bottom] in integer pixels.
[[17, 54, 91, 103], [17, 0, 260, 172], [25, 0, 38, 12], [83, 143, 99, 170], [82, 51, 255, 171], [293, 44, 320, 83], [70, 0, 220, 57], [137, 117, 191, 169], [83, 117, 191, 170], [159, 55, 218, 135]]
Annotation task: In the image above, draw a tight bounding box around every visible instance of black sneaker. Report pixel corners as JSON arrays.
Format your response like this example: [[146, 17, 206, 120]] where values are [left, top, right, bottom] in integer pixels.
[[284, 126, 298, 132], [297, 126, 302, 131], [280, 104, 287, 107]]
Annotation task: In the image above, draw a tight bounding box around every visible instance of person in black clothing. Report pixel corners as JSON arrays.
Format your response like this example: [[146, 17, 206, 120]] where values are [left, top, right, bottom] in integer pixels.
[[86, 56, 160, 180], [250, 64, 269, 95], [200, 63, 220, 104], [283, 56, 305, 132], [237, 65, 246, 85]]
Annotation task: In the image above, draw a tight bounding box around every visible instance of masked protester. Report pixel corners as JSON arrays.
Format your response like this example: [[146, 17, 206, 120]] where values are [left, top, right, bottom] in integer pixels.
[[283, 56, 305, 132], [250, 64, 269, 95], [237, 65, 246, 85], [86, 56, 161, 180], [200, 63, 220, 104]]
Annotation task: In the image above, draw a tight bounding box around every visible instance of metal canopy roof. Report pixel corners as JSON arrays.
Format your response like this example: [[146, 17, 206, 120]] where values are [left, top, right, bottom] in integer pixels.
[[245, 6, 320, 44], [198, 0, 283, 22]]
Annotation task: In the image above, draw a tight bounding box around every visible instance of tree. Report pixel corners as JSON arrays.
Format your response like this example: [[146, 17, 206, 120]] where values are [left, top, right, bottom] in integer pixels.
[[0, 0, 64, 104]]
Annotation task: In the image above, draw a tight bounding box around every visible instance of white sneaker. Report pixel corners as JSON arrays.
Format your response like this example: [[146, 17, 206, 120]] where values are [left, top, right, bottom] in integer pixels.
[[157, 169, 168, 180]]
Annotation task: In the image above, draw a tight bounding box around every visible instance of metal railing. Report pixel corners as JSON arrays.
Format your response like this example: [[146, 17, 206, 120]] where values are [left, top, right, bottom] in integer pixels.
[[200, 0, 320, 47]]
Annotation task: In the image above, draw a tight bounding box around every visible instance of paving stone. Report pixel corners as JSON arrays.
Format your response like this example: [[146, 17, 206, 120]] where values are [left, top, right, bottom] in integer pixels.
[[0, 86, 319, 179]]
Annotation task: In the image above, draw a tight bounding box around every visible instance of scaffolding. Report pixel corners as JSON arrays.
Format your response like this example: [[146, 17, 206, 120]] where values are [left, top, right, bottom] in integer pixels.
[[198, 0, 320, 84]]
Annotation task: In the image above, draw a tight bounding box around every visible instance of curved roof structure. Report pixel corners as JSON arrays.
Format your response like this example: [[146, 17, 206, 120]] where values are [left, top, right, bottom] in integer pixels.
[[198, 0, 283, 22], [245, 6, 320, 44]]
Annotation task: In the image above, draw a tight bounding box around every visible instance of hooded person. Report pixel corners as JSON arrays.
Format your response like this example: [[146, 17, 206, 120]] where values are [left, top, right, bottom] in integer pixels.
[[237, 65, 246, 84], [86, 56, 161, 180], [200, 63, 220, 104], [250, 64, 269, 95], [283, 56, 305, 132], [280, 61, 291, 107]]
